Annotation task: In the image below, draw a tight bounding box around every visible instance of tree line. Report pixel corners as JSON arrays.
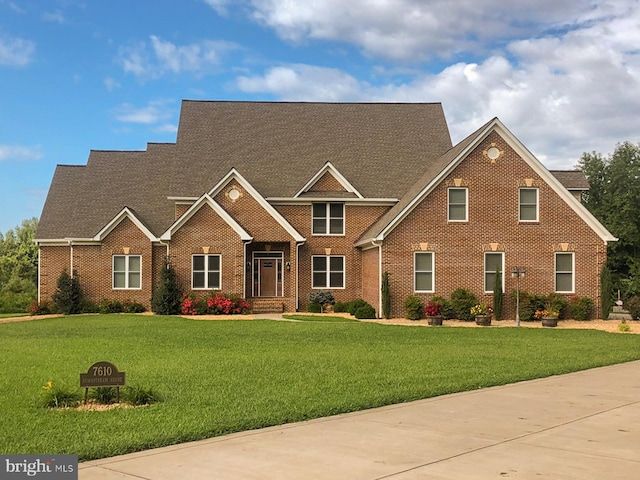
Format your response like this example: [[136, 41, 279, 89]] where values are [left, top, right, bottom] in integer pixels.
[[0, 217, 38, 313]]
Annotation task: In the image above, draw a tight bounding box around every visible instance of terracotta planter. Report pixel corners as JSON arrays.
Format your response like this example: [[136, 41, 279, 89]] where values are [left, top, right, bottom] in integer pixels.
[[542, 316, 558, 327], [427, 315, 443, 326], [475, 315, 491, 326]]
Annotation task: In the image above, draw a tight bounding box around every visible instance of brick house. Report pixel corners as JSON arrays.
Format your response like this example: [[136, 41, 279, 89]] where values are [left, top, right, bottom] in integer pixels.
[[35, 101, 616, 317]]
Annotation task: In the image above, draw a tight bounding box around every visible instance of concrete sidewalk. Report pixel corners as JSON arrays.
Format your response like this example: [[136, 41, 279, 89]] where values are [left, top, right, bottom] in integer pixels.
[[80, 361, 640, 479]]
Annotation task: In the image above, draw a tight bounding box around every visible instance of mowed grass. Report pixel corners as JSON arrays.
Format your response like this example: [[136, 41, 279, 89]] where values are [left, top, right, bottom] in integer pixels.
[[1, 315, 639, 461], [0, 313, 28, 319]]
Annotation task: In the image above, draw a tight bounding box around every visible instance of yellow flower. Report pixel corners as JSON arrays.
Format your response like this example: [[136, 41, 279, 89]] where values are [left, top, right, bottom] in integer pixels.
[[42, 381, 53, 391]]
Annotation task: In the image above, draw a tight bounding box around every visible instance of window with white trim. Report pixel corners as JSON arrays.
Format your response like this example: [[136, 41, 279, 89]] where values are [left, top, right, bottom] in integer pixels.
[[484, 252, 504, 293], [312, 203, 344, 235], [414, 252, 434, 292], [448, 188, 468, 222], [312, 255, 345, 288], [192, 254, 221, 290], [519, 188, 538, 222], [555, 253, 574, 293], [113, 255, 141, 289]]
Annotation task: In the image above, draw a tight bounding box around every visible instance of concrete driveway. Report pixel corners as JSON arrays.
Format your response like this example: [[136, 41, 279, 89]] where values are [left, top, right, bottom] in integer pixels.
[[80, 360, 640, 479]]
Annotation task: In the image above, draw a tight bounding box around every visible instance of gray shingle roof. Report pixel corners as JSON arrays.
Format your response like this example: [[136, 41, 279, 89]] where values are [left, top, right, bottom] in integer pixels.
[[549, 170, 590, 190], [37, 101, 452, 240]]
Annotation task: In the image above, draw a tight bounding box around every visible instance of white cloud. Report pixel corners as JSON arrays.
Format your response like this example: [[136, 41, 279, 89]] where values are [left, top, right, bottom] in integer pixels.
[[0, 34, 35, 67], [104, 77, 121, 91], [203, 0, 231, 16], [0, 144, 43, 162], [245, 0, 635, 62], [118, 35, 238, 79], [113, 100, 176, 128], [42, 11, 65, 23]]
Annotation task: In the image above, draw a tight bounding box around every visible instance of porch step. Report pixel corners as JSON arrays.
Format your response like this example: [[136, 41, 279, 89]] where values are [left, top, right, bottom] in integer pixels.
[[251, 299, 286, 314]]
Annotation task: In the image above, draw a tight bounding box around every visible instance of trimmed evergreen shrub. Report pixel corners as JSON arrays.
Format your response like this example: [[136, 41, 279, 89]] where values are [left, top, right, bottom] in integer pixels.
[[381, 271, 391, 319], [346, 299, 368, 315], [404, 295, 424, 320], [307, 302, 322, 313], [152, 258, 182, 315], [333, 301, 349, 313], [493, 270, 503, 320], [308, 291, 335, 307], [354, 303, 376, 319], [450, 288, 478, 321], [52, 269, 82, 315], [569, 296, 594, 321], [600, 265, 613, 319]]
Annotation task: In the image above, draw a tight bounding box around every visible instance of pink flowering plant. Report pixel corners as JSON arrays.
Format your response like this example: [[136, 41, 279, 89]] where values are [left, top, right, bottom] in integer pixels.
[[181, 292, 251, 315]]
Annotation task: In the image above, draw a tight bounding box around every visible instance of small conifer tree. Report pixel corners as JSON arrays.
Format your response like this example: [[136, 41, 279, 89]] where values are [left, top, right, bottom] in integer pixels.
[[493, 269, 503, 320], [381, 271, 391, 319], [52, 269, 82, 314], [152, 257, 182, 315]]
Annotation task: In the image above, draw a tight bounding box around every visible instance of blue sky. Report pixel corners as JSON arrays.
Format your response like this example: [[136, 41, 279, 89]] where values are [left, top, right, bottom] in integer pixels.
[[1, 0, 639, 234]]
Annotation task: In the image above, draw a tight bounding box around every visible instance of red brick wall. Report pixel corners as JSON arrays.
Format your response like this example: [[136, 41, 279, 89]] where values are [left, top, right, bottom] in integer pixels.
[[361, 246, 380, 316], [170, 204, 245, 296], [39, 246, 70, 303], [276, 204, 388, 310], [381, 132, 606, 319]]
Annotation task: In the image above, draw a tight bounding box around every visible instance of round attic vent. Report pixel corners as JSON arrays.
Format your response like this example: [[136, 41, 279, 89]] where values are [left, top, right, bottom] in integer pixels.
[[228, 188, 241, 201], [487, 146, 500, 160]]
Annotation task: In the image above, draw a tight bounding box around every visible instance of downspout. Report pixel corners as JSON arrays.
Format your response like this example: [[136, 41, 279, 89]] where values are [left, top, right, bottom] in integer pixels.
[[296, 240, 305, 311], [37, 246, 41, 304], [69, 240, 74, 274], [372, 239, 382, 319]]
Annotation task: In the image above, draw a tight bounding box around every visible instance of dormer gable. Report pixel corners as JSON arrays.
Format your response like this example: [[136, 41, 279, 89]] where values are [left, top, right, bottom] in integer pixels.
[[295, 162, 363, 199], [93, 207, 157, 242]]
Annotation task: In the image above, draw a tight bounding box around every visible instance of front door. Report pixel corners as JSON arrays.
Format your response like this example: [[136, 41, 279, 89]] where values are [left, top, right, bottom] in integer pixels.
[[253, 252, 283, 297], [259, 259, 277, 297]]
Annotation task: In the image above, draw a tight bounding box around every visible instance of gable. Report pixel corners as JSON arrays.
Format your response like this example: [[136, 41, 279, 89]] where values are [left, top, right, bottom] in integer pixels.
[[295, 162, 363, 199], [357, 118, 616, 246]]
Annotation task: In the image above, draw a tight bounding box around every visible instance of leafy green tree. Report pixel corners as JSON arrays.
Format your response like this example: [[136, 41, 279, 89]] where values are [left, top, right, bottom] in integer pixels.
[[0, 218, 39, 312], [579, 142, 640, 296]]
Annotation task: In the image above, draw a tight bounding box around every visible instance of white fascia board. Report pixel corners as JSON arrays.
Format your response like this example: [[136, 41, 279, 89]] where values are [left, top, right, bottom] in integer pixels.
[[93, 207, 158, 242], [294, 161, 364, 198], [209, 169, 306, 243], [267, 197, 397, 205], [160, 193, 253, 242]]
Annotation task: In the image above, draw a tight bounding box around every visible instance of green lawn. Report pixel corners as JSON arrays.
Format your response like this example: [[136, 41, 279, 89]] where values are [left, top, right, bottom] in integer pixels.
[[1, 315, 639, 460], [0, 313, 28, 319]]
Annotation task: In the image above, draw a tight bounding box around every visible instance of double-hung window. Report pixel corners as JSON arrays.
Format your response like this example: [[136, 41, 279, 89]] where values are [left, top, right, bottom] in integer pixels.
[[555, 253, 574, 293], [484, 252, 504, 293], [312, 203, 344, 235], [113, 255, 141, 289], [192, 254, 221, 290], [414, 252, 434, 292], [312, 255, 345, 288], [448, 188, 468, 222], [519, 188, 538, 222]]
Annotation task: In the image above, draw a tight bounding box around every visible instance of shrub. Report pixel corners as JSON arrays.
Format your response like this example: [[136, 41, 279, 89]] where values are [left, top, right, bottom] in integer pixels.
[[346, 299, 368, 315], [80, 299, 100, 313], [29, 300, 52, 316], [180, 292, 251, 315], [546, 293, 568, 319], [52, 269, 82, 315], [122, 299, 146, 313], [41, 381, 81, 409], [152, 258, 182, 315], [450, 288, 478, 321], [493, 270, 503, 320], [569, 295, 594, 321], [404, 295, 424, 320], [381, 271, 391, 319], [0, 291, 36, 313], [333, 301, 349, 313], [618, 321, 631, 332], [307, 302, 322, 313], [354, 303, 376, 319], [123, 385, 163, 406], [512, 290, 546, 321], [432, 295, 455, 319], [308, 291, 335, 309], [625, 296, 640, 320]]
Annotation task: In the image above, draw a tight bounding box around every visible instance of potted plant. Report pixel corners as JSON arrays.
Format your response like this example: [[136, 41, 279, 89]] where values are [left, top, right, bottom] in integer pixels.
[[535, 306, 559, 327], [471, 303, 493, 326], [425, 300, 443, 326]]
